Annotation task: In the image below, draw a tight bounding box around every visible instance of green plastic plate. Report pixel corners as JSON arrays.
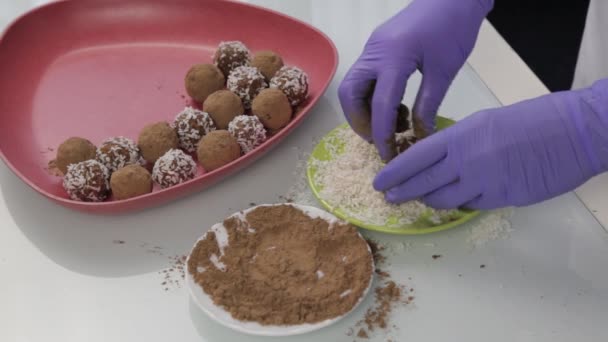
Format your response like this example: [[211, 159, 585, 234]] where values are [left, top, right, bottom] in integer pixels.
[[306, 116, 480, 235]]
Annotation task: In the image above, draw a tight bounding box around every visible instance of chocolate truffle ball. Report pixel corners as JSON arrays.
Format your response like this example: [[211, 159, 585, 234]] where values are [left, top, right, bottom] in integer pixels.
[[228, 115, 267, 153], [138, 122, 179, 164], [173, 107, 216, 153], [251, 50, 284, 81], [96, 137, 143, 173], [252, 88, 292, 130], [110, 164, 152, 200], [56, 137, 96, 174], [197, 130, 241, 172], [270, 66, 309, 106], [203, 90, 244, 130], [213, 41, 251, 77], [396, 104, 411, 133], [152, 149, 197, 189], [185, 64, 225, 103], [63, 160, 110, 202], [227, 66, 268, 109]]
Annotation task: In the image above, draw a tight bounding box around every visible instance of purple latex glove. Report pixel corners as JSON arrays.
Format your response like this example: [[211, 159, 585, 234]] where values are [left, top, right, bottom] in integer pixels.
[[338, 0, 494, 161], [374, 79, 608, 210]]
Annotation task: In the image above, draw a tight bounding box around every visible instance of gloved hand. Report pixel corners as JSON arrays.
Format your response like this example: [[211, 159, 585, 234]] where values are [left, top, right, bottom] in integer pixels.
[[338, 0, 494, 161], [374, 79, 608, 210]]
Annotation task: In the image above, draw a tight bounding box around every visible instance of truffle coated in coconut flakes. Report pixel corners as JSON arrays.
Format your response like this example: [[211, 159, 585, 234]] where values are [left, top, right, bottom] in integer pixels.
[[227, 65, 268, 109], [63, 160, 110, 202], [214, 41, 251, 77], [173, 107, 216, 153], [228, 115, 267, 153], [96, 137, 143, 173], [152, 149, 197, 189], [270, 66, 309, 106]]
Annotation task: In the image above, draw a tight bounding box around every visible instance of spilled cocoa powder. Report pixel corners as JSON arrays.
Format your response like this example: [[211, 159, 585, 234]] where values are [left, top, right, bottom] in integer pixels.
[[351, 240, 414, 339], [46, 159, 63, 177], [187, 205, 373, 325], [364, 281, 401, 331]]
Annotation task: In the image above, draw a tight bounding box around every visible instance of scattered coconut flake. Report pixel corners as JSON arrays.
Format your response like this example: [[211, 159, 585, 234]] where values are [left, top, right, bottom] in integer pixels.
[[467, 209, 514, 248], [316, 270, 325, 279], [284, 147, 319, 206], [340, 289, 352, 298]]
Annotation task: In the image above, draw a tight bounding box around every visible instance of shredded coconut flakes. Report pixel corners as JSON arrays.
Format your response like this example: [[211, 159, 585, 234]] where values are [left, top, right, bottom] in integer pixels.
[[311, 127, 457, 229]]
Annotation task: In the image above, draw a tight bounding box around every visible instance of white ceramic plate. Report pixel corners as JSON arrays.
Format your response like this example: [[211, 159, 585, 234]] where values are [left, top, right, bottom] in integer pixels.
[[185, 203, 375, 336]]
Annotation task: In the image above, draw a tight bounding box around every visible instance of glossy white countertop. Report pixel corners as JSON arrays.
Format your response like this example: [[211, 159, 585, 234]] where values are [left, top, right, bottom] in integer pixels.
[[1, 1, 607, 341]]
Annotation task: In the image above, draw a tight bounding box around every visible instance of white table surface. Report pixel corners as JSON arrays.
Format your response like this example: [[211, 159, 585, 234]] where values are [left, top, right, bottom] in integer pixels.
[[1, 1, 607, 341]]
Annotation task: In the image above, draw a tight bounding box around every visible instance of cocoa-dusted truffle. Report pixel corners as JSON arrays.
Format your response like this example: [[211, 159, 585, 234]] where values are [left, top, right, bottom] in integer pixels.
[[110, 164, 152, 200], [138, 122, 179, 164], [96, 137, 143, 173], [251, 50, 284, 81], [173, 107, 216, 153], [227, 66, 268, 109], [228, 115, 267, 153], [63, 160, 110, 202], [213, 41, 251, 77], [203, 90, 244, 130], [56, 137, 96, 174], [270, 66, 309, 106], [252, 88, 292, 130], [185, 64, 225, 103], [152, 149, 197, 189], [197, 130, 241, 171]]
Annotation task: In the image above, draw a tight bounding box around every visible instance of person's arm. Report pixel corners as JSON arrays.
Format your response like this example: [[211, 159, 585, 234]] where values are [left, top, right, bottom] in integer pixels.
[[338, 0, 494, 161], [374, 79, 608, 209]]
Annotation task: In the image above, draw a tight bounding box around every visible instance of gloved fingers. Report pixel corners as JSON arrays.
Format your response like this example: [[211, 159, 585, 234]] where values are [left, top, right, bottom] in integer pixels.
[[412, 70, 453, 134], [463, 195, 502, 211], [374, 131, 448, 191], [338, 66, 376, 141], [422, 181, 481, 209], [371, 68, 414, 162], [383, 158, 458, 204]]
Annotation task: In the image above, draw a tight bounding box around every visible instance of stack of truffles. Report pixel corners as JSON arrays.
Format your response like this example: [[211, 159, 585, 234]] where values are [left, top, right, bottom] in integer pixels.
[[54, 41, 309, 202]]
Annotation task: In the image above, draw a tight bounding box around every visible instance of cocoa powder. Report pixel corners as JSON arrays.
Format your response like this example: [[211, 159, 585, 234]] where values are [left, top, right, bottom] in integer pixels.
[[352, 240, 414, 339], [187, 205, 373, 325]]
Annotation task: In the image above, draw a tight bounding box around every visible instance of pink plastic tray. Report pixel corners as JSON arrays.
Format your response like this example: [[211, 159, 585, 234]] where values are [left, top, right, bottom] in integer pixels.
[[0, 0, 338, 214]]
